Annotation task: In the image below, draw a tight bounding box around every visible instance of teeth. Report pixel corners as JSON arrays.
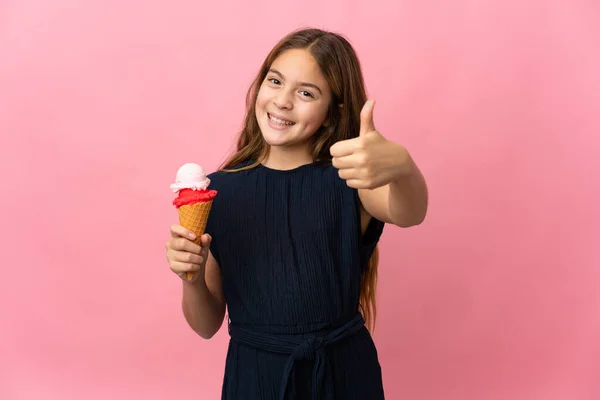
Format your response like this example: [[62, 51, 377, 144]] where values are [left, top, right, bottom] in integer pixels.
[[269, 114, 295, 126]]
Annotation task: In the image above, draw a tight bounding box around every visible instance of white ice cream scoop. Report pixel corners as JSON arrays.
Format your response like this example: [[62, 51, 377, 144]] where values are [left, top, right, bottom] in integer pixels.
[[170, 162, 211, 192]]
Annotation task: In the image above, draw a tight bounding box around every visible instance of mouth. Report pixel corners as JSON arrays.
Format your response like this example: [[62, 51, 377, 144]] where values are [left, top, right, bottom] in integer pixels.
[[267, 112, 296, 127]]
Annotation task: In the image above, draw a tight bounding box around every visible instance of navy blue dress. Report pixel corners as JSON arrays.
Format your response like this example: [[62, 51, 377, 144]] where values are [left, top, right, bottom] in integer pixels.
[[205, 160, 386, 400]]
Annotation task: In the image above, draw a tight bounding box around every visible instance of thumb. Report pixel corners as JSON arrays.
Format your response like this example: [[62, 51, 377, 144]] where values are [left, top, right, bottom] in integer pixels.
[[359, 99, 376, 136], [200, 233, 212, 252]]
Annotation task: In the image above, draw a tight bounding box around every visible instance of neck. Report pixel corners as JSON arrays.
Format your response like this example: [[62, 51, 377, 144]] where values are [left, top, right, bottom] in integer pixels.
[[262, 146, 313, 170]]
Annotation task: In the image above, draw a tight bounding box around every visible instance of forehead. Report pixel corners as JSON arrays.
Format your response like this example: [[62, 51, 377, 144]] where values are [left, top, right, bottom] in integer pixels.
[[270, 49, 327, 86]]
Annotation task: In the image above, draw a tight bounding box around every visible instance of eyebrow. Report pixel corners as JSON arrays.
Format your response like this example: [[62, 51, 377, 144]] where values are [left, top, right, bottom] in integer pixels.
[[268, 69, 323, 95]]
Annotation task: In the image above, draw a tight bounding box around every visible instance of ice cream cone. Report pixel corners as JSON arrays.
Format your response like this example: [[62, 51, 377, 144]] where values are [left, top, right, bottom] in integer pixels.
[[170, 163, 217, 282], [177, 200, 214, 281]]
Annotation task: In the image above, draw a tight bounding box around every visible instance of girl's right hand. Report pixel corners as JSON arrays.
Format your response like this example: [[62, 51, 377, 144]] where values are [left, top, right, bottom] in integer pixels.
[[165, 224, 212, 283]]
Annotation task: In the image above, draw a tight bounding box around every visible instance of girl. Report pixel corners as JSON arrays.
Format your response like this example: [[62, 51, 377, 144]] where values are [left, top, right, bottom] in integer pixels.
[[165, 28, 428, 400]]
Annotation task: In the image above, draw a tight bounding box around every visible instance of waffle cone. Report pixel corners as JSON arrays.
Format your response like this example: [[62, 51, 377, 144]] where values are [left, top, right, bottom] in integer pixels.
[[177, 200, 213, 281]]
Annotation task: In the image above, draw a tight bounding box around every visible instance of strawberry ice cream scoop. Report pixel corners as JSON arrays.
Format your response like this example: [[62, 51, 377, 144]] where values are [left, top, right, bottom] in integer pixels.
[[172, 188, 217, 207], [170, 163, 211, 192]]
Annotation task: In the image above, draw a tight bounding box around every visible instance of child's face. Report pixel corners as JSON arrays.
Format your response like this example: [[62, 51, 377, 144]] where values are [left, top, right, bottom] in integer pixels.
[[255, 49, 332, 153]]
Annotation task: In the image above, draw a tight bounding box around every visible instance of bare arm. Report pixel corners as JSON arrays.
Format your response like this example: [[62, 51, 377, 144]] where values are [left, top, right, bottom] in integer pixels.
[[358, 154, 428, 227], [166, 227, 226, 339], [330, 100, 428, 228], [181, 249, 226, 339]]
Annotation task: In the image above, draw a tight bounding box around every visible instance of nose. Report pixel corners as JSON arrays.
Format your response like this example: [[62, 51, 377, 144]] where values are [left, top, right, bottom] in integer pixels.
[[273, 89, 293, 110]]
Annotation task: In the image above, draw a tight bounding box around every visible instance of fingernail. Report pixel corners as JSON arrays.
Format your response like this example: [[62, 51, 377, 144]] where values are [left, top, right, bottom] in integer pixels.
[[189, 232, 196, 239]]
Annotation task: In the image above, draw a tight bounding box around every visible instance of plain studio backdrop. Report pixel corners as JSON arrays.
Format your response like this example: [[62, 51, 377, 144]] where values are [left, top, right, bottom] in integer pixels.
[[1, 1, 598, 399]]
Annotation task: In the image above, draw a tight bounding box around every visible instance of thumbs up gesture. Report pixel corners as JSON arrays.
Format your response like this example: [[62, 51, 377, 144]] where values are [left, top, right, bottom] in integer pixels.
[[330, 100, 412, 190]]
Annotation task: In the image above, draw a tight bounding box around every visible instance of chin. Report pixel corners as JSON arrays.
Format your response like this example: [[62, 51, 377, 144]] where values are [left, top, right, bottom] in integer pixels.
[[257, 121, 279, 146], [258, 114, 289, 146], [261, 131, 291, 148]]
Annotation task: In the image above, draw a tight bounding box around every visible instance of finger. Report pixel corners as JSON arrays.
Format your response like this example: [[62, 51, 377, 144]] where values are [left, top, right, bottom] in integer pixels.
[[330, 138, 361, 158], [332, 154, 362, 170], [345, 179, 369, 189], [337, 168, 359, 181], [199, 234, 212, 255], [200, 233, 212, 247], [170, 224, 198, 241], [169, 237, 202, 254], [359, 99, 375, 136], [170, 260, 202, 274], [171, 249, 204, 265]]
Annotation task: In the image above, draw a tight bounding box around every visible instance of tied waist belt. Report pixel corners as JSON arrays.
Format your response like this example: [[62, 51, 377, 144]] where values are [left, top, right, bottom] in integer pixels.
[[228, 314, 365, 400]]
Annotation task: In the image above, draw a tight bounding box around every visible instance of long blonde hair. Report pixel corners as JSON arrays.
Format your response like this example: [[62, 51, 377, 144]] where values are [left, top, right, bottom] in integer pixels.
[[218, 28, 379, 332]]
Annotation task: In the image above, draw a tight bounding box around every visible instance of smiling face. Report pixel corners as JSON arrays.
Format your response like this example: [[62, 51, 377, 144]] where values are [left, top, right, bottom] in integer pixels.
[[255, 48, 332, 160]]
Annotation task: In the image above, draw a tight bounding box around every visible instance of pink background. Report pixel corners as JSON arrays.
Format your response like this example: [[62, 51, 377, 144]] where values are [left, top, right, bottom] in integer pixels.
[[1, 1, 599, 399]]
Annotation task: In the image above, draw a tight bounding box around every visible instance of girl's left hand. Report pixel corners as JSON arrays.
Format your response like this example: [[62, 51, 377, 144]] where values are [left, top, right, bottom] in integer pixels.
[[330, 100, 414, 189]]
